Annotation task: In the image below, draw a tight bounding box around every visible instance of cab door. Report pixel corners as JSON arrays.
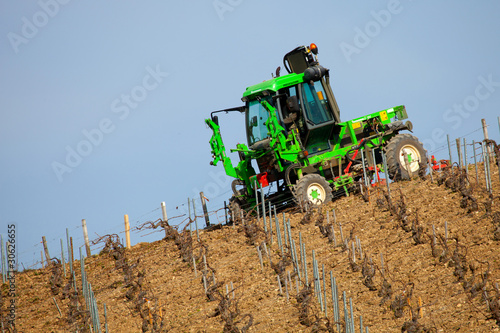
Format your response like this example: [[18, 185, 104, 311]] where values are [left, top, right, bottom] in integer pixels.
[[299, 79, 336, 154]]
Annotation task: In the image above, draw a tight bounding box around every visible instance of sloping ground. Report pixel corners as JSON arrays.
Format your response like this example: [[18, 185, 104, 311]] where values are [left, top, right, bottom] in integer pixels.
[[10, 163, 500, 332]]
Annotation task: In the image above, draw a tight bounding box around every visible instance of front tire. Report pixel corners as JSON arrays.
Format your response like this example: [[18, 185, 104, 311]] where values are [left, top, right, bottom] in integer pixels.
[[384, 133, 426, 180], [295, 174, 333, 206]]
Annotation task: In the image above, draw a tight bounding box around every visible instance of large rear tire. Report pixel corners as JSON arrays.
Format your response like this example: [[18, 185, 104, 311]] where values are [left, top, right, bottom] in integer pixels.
[[295, 174, 333, 206], [384, 133, 426, 180]]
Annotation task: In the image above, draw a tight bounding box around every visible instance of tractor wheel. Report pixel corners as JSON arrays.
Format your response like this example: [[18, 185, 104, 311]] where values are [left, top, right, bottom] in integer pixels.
[[384, 133, 427, 180], [229, 196, 242, 224], [295, 174, 333, 206]]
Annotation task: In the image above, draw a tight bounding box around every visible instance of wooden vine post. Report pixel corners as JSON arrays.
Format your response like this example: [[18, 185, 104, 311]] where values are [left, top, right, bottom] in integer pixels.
[[42, 236, 50, 264], [82, 219, 91, 257], [161, 202, 169, 238], [200, 192, 210, 227], [124, 214, 131, 249]]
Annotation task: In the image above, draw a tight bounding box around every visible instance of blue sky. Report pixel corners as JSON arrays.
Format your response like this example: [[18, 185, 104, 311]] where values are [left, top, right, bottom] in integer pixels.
[[1, 1, 499, 268]]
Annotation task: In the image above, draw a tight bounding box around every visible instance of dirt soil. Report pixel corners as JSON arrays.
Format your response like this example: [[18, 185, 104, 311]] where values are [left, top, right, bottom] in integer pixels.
[[7, 162, 500, 332]]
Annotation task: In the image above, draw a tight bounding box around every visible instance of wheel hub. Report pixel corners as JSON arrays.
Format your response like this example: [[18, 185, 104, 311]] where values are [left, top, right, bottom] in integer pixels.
[[399, 145, 421, 173], [307, 183, 326, 204]]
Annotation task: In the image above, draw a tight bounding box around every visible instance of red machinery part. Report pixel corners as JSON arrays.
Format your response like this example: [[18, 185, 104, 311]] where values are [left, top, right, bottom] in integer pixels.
[[256, 172, 269, 187]]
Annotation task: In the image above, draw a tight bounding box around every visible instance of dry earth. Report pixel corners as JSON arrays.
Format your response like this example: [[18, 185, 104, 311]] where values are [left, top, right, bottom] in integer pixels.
[[7, 162, 500, 332]]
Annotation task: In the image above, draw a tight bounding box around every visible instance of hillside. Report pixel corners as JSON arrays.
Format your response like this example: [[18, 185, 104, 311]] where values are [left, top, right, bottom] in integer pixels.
[[10, 163, 500, 332]]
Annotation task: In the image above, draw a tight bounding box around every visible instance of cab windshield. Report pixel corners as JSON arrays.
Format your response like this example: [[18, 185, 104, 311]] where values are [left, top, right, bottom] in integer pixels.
[[246, 96, 273, 146], [301, 80, 334, 125]]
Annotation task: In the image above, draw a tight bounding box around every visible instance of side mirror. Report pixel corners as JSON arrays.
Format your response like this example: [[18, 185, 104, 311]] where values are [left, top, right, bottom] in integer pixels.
[[213, 115, 219, 126], [286, 96, 300, 113]]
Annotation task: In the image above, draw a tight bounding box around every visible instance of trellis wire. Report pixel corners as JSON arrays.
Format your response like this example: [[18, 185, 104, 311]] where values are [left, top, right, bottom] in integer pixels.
[[254, 179, 259, 225], [481, 144, 490, 192], [292, 238, 300, 279], [286, 219, 293, 253], [187, 197, 192, 236], [447, 134, 453, 165], [371, 149, 377, 184], [312, 250, 318, 294], [361, 149, 369, 187], [72, 271, 78, 298], [339, 222, 344, 243], [381, 148, 390, 191], [283, 212, 288, 247], [484, 142, 493, 193], [473, 140, 479, 184], [463, 138, 468, 177], [192, 198, 200, 241], [315, 256, 324, 312], [427, 151, 434, 183], [343, 291, 350, 333], [331, 273, 340, 332], [53, 297, 62, 316], [322, 264, 327, 317], [91, 284, 102, 332], [60, 239, 66, 277], [275, 207, 283, 256], [79, 248, 102, 333], [299, 232, 304, 285], [356, 237, 363, 260], [481, 142, 490, 192], [80, 248, 87, 307], [302, 242, 308, 287], [349, 297, 355, 333], [66, 228, 73, 277], [261, 186, 267, 233], [331, 225, 337, 246], [312, 251, 321, 309], [268, 202, 273, 243]]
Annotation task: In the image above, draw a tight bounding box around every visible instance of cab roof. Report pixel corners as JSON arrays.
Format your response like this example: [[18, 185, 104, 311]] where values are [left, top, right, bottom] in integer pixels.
[[242, 72, 305, 100]]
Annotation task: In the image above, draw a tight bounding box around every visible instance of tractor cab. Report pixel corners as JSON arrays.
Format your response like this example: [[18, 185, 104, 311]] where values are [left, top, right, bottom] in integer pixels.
[[244, 43, 342, 156]]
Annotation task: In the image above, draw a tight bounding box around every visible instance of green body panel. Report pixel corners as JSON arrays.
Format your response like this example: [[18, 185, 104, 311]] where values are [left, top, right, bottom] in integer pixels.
[[242, 73, 305, 98], [206, 118, 238, 178], [306, 105, 408, 166], [207, 102, 408, 194]]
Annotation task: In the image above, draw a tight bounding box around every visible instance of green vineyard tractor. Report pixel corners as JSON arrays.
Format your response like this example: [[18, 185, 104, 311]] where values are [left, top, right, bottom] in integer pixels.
[[206, 43, 426, 220]]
